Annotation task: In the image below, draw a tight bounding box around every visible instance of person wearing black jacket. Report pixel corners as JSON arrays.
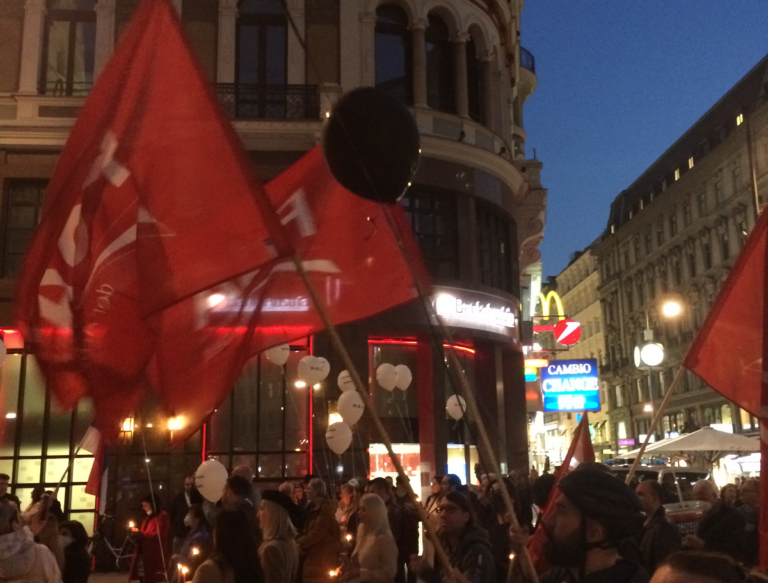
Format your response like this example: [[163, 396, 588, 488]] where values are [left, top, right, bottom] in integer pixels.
[[635, 480, 680, 575], [410, 491, 495, 583], [59, 520, 91, 583], [685, 480, 745, 562], [170, 476, 203, 554]]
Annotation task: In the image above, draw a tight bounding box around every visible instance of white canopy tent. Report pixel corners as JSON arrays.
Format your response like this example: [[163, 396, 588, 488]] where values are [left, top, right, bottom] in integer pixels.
[[615, 427, 758, 461]]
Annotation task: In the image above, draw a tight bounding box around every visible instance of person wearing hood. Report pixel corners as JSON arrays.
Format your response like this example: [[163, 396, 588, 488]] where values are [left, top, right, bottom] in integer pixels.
[[0, 501, 62, 583], [409, 491, 495, 583], [511, 465, 649, 583]]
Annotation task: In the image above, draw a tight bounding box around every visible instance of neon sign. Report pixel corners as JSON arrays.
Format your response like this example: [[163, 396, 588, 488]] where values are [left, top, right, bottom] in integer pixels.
[[538, 291, 565, 321], [433, 287, 518, 337], [541, 358, 600, 412]]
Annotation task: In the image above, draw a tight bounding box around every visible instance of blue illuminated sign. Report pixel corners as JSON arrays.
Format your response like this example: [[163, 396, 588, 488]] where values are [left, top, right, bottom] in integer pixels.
[[541, 358, 600, 412]]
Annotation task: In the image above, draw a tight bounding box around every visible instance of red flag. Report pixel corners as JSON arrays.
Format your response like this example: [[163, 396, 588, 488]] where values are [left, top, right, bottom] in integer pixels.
[[683, 206, 768, 567], [527, 412, 594, 574], [149, 146, 429, 442], [14, 0, 284, 439]]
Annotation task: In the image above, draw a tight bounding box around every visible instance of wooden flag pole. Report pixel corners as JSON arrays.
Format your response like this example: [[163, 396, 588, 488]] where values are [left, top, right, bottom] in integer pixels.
[[288, 252, 456, 577], [624, 365, 686, 485], [378, 208, 540, 583]]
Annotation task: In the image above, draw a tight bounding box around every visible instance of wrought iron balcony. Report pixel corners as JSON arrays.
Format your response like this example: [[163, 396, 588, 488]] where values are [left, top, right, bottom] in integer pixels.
[[520, 47, 536, 74], [38, 80, 93, 96], [216, 83, 320, 120]]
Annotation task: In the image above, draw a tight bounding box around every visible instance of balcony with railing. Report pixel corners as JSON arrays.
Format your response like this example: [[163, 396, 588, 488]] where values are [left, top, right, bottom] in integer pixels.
[[520, 47, 536, 74], [216, 84, 320, 120], [38, 80, 93, 97]]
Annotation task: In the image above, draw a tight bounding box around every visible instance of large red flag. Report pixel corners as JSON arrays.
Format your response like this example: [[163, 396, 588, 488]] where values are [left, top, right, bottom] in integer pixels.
[[683, 206, 768, 568], [14, 0, 285, 440], [148, 146, 429, 442], [527, 412, 594, 574]]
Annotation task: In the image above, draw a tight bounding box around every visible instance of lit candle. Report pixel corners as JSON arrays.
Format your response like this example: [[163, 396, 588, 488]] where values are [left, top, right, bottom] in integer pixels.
[[345, 534, 352, 542], [128, 521, 135, 529], [329, 569, 338, 577], [192, 548, 200, 556], [177, 563, 183, 583], [509, 553, 516, 561]]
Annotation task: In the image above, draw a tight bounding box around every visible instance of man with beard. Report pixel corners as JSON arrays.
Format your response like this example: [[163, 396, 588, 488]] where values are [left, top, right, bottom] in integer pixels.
[[512, 465, 648, 583]]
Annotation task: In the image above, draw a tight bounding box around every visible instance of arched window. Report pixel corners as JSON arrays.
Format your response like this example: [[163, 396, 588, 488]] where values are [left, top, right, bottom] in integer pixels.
[[466, 36, 483, 122], [375, 4, 412, 105], [425, 14, 455, 112], [40, 0, 95, 96], [236, 0, 287, 117]]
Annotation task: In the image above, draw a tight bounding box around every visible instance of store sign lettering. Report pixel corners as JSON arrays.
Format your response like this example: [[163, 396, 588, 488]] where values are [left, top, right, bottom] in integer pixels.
[[541, 358, 600, 413], [433, 288, 517, 337]]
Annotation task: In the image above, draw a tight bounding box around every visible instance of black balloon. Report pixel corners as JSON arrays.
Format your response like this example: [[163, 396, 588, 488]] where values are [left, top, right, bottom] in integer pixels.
[[322, 87, 420, 204]]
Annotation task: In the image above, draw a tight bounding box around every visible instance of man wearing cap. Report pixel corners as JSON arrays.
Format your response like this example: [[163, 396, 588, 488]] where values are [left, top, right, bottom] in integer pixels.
[[512, 465, 649, 583]]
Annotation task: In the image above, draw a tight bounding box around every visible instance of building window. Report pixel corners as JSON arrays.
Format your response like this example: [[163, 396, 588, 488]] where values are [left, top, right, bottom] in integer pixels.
[[738, 220, 748, 248], [3, 180, 48, 277], [635, 279, 645, 306], [674, 168, 680, 181], [614, 386, 624, 408], [687, 251, 697, 278], [476, 203, 515, 293], [702, 240, 713, 270], [672, 259, 682, 287], [425, 14, 455, 113], [644, 232, 652, 254], [40, 0, 96, 96], [669, 214, 677, 237], [656, 223, 664, 246], [375, 4, 412, 105], [400, 188, 458, 279], [623, 249, 630, 269], [732, 166, 742, 195], [736, 113, 744, 126], [715, 172, 725, 206], [683, 202, 692, 227], [688, 156, 694, 169], [625, 289, 633, 312], [720, 230, 730, 261], [236, 0, 288, 117], [633, 238, 641, 261], [466, 36, 483, 123], [698, 192, 707, 217]]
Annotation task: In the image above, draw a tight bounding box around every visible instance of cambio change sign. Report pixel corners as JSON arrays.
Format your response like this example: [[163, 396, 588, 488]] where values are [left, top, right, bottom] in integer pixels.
[[541, 358, 600, 412]]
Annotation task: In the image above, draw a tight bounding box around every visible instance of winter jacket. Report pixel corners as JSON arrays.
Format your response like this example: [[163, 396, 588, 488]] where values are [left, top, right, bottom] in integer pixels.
[[0, 527, 62, 583], [639, 506, 680, 574], [696, 500, 746, 561], [260, 536, 299, 583], [351, 532, 397, 583], [420, 526, 494, 583], [297, 498, 342, 583], [540, 559, 649, 583]]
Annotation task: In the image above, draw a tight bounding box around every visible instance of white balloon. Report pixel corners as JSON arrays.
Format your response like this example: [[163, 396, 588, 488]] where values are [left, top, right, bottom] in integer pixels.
[[326, 422, 352, 455], [194, 459, 228, 503], [338, 390, 365, 425], [298, 356, 327, 385], [376, 363, 398, 392], [264, 344, 290, 366], [338, 370, 355, 392], [446, 395, 468, 420], [394, 365, 412, 391], [315, 357, 331, 382], [0, 340, 6, 368]]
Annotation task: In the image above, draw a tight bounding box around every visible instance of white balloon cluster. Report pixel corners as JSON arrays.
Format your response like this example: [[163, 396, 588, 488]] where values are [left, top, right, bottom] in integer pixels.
[[446, 394, 467, 420], [264, 344, 290, 366], [298, 355, 330, 385], [375, 363, 413, 392]]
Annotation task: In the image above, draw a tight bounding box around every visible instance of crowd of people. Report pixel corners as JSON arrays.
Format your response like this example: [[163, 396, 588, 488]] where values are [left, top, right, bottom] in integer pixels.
[[0, 467, 765, 583]]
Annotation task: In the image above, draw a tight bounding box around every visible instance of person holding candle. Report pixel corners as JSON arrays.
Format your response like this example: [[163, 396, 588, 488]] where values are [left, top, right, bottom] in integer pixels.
[[169, 504, 210, 579], [258, 490, 299, 583], [128, 494, 171, 583], [297, 478, 342, 583], [338, 494, 397, 583]]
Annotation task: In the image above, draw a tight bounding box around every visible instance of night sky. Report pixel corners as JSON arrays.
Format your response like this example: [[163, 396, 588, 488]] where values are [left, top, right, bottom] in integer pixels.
[[521, 1, 768, 278]]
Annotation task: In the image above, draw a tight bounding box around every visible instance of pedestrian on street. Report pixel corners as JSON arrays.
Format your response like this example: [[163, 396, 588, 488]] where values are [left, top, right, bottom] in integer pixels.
[[409, 491, 494, 583], [192, 507, 261, 583], [58, 520, 91, 583], [337, 483, 358, 546], [634, 480, 680, 575], [737, 478, 760, 567], [296, 478, 342, 583], [128, 494, 171, 583], [170, 476, 204, 554], [338, 494, 397, 583], [0, 501, 62, 583], [684, 480, 745, 561], [650, 551, 768, 583], [0, 474, 21, 507], [258, 490, 299, 583], [510, 465, 649, 583]]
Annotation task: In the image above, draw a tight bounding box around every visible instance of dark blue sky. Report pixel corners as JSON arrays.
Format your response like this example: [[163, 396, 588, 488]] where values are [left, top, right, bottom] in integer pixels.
[[521, 2, 768, 278]]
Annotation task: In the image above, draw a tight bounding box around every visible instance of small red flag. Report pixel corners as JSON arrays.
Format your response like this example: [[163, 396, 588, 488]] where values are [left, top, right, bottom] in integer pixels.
[[527, 412, 594, 574], [149, 146, 429, 442], [683, 207, 768, 568], [14, 0, 284, 439]]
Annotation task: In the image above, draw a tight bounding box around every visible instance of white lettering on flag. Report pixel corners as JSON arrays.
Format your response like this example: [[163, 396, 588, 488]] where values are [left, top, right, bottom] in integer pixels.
[[83, 131, 131, 189]]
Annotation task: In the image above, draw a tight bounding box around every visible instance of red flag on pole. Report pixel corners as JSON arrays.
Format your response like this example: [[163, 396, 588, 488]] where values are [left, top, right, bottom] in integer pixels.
[[683, 207, 768, 568], [14, 0, 285, 439], [149, 145, 429, 442], [527, 412, 595, 574]]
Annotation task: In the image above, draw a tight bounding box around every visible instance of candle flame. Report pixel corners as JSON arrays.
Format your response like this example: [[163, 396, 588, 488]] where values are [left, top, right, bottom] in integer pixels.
[[345, 534, 352, 542], [128, 521, 135, 528], [192, 548, 200, 556]]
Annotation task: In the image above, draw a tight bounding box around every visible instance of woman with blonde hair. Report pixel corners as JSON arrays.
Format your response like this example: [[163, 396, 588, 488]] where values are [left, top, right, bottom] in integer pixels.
[[338, 494, 397, 583], [258, 490, 299, 583]]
